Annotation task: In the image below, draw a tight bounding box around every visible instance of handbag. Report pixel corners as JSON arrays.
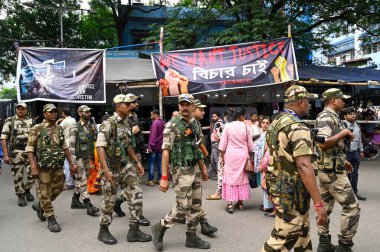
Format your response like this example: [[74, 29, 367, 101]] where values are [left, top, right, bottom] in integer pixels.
[[244, 125, 255, 173]]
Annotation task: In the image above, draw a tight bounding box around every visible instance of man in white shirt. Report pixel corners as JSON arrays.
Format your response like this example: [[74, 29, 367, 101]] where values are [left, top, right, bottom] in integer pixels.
[[343, 107, 366, 201], [57, 107, 76, 189]]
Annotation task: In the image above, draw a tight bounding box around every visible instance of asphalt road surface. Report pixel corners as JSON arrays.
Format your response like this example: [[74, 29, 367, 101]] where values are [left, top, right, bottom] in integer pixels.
[[0, 158, 379, 252]]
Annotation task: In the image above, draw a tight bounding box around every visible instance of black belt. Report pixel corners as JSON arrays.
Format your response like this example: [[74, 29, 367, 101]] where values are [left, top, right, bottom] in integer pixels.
[[14, 144, 26, 150], [319, 166, 345, 174]]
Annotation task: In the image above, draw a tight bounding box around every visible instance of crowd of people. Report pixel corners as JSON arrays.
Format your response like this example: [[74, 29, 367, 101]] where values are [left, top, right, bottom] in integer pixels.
[[0, 85, 377, 251]]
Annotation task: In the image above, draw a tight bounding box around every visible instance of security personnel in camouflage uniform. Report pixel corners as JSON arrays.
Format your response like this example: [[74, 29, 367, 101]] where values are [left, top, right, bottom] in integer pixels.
[[68, 105, 99, 216], [315, 88, 361, 252], [262, 85, 327, 252], [112, 93, 150, 226], [96, 94, 151, 245], [26, 104, 77, 233], [152, 94, 210, 251], [192, 99, 218, 236], [1, 102, 35, 206]]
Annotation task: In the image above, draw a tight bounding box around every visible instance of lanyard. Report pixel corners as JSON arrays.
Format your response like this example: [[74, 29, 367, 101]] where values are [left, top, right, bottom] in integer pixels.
[[283, 109, 301, 120]]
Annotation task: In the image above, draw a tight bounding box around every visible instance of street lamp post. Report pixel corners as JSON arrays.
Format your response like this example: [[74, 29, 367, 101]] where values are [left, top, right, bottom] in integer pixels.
[[22, 1, 95, 48]]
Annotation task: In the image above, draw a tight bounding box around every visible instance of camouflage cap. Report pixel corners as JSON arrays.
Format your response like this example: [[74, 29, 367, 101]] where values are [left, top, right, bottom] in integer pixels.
[[77, 105, 92, 113], [113, 94, 127, 104], [125, 93, 141, 103], [284, 85, 318, 102], [322, 88, 351, 101], [194, 99, 207, 108], [16, 102, 27, 108], [178, 93, 194, 104], [43, 103, 57, 112]]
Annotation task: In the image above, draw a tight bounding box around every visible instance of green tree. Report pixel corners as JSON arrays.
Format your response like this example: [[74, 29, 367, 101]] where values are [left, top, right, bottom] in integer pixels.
[[0, 87, 17, 99], [147, 0, 380, 63]]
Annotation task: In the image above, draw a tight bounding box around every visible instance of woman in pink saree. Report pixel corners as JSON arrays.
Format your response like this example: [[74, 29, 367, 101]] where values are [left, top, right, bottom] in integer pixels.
[[219, 107, 254, 213]]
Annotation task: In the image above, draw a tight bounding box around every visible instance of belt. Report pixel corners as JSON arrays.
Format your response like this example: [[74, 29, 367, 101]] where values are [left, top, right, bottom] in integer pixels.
[[14, 144, 26, 150], [319, 166, 345, 174]]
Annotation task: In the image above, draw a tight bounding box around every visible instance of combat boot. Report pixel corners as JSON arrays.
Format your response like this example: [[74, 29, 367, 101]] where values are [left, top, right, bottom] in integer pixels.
[[113, 197, 126, 217], [200, 219, 218, 236], [138, 215, 150, 226], [47, 216, 61, 233], [185, 232, 211, 249], [71, 193, 86, 209], [127, 223, 152, 242], [24, 189, 34, 201], [317, 235, 335, 252], [17, 194, 27, 207], [152, 222, 168, 251], [32, 201, 46, 221], [335, 241, 353, 252], [98, 225, 117, 245], [83, 198, 99, 216]]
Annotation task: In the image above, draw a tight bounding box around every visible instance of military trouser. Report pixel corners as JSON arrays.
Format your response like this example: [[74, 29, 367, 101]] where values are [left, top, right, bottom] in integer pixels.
[[161, 164, 202, 234], [208, 143, 219, 178], [74, 158, 91, 200], [36, 168, 64, 218], [262, 201, 312, 252], [317, 171, 361, 246], [10, 151, 35, 195], [99, 162, 143, 226]]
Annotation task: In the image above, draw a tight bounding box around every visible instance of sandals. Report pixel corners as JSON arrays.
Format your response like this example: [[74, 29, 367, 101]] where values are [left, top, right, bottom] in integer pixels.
[[234, 202, 244, 211], [206, 194, 221, 200], [225, 204, 234, 214]]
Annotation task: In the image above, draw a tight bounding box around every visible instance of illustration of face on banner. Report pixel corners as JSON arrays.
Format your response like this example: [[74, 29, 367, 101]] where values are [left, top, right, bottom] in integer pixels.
[[16, 48, 106, 103], [151, 37, 298, 97]]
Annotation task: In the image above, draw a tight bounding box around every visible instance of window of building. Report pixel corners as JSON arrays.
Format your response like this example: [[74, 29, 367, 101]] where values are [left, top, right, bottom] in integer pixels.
[[131, 30, 155, 50]]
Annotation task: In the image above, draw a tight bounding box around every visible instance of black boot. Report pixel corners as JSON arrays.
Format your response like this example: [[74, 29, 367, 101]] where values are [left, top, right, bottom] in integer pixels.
[[83, 198, 99, 216], [32, 201, 46, 221], [47, 216, 61, 233], [200, 219, 218, 236], [17, 194, 27, 207], [185, 232, 211, 249], [24, 189, 34, 201], [335, 241, 353, 252], [152, 222, 168, 251], [127, 223, 152, 242], [138, 215, 150, 226], [113, 197, 126, 217], [317, 235, 335, 252], [71, 193, 86, 209], [98, 225, 117, 245]]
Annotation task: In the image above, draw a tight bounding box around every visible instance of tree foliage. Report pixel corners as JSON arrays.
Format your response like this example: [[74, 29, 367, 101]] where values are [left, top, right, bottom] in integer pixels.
[[147, 0, 380, 63], [0, 87, 17, 99]]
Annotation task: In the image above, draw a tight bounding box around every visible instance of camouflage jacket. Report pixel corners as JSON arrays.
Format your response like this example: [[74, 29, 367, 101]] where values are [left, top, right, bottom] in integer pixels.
[[315, 107, 345, 172], [1, 115, 33, 153], [69, 120, 95, 163], [96, 112, 131, 170]]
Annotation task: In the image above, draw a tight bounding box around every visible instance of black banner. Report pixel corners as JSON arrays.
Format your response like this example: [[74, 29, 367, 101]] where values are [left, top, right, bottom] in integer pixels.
[[16, 48, 106, 103], [152, 37, 298, 97]]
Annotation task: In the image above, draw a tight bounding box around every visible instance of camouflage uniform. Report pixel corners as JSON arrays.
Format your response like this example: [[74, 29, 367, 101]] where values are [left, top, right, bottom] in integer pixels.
[[69, 110, 95, 202], [1, 113, 35, 196], [160, 113, 204, 232], [315, 88, 360, 249], [96, 113, 144, 226], [25, 119, 66, 218], [262, 86, 318, 252]]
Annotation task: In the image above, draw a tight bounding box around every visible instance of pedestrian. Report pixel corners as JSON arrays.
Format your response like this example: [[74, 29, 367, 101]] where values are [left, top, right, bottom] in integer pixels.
[[1, 102, 35, 206], [172, 110, 179, 119], [343, 106, 367, 200], [261, 85, 327, 252], [250, 112, 262, 142], [68, 105, 100, 216], [56, 107, 76, 190], [315, 88, 361, 252], [219, 107, 253, 213], [207, 111, 224, 181], [146, 109, 165, 186], [26, 103, 77, 232], [96, 94, 151, 245], [112, 93, 150, 227], [152, 94, 210, 251]]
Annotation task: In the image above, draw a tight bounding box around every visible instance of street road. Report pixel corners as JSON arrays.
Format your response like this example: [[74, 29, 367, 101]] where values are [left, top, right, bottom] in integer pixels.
[[0, 158, 379, 252]]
